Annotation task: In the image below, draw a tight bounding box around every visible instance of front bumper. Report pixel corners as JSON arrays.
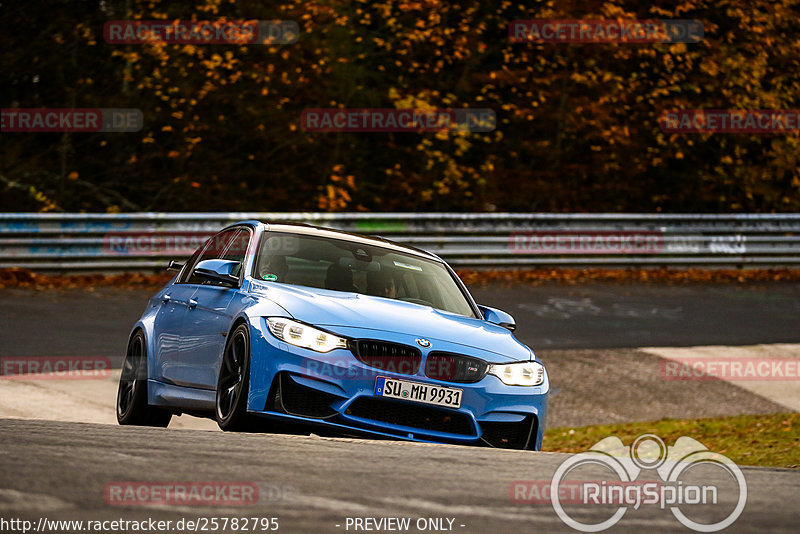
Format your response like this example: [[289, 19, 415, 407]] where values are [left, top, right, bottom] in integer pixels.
[[246, 318, 549, 450]]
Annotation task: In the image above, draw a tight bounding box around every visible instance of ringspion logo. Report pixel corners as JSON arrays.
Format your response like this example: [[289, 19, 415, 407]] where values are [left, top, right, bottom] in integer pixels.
[[548, 435, 747, 532]]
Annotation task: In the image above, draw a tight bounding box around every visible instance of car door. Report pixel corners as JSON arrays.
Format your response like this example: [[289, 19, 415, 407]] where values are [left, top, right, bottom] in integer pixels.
[[151, 248, 204, 384], [174, 227, 250, 389]]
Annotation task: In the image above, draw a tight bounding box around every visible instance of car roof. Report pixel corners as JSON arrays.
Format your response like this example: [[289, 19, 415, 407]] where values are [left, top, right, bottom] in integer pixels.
[[230, 220, 440, 261]]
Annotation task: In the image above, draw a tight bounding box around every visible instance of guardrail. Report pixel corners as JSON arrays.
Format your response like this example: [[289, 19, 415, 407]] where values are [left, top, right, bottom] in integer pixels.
[[1, 213, 799, 271]]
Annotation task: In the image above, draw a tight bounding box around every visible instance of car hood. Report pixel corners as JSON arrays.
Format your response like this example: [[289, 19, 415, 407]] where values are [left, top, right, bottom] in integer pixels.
[[249, 282, 531, 361]]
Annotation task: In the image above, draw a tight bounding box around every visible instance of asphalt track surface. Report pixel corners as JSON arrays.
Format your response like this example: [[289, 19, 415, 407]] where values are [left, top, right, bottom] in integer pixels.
[[1, 281, 799, 533], [1, 419, 799, 533], [469, 282, 800, 350]]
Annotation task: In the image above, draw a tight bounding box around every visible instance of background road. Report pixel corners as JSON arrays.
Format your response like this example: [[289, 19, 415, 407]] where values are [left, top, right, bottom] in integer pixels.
[[469, 282, 800, 350], [2, 281, 800, 360]]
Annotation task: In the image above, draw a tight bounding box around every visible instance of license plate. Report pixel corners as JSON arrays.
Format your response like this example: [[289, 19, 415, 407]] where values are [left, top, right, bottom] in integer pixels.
[[374, 377, 462, 409]]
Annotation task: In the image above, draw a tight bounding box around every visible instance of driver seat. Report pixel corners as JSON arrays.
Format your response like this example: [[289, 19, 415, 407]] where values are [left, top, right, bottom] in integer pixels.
[[325, 264, 358, 292]]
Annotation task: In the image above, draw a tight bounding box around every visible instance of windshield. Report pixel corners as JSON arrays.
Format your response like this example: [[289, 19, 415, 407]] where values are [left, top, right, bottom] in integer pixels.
[[253, 231, 476, 318]]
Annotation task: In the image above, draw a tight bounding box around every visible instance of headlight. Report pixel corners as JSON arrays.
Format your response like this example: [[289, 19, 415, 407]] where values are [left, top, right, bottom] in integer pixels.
[[266, 318, 348, 353], [488, 361, 545, 386]]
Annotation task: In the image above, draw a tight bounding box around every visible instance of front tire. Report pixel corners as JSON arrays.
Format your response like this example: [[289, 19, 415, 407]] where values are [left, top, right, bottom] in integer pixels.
[[117, 331, 172, 427], [216, 323, 258, 431]]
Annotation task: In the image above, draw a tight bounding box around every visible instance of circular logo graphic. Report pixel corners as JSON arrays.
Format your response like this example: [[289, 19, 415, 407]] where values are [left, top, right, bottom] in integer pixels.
[[416, 338, 431, 348], [630, 434, 667, 469], [549, 435, 748, 533]]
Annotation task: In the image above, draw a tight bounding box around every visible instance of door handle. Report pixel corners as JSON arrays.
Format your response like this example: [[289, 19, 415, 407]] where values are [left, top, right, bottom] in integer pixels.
[[188, 298, 198, 309], [161, 294, 171, 303]]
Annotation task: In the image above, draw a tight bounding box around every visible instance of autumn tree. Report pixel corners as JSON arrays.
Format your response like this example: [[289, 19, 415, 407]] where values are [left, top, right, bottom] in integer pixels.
[[1, 0, 798, 213]]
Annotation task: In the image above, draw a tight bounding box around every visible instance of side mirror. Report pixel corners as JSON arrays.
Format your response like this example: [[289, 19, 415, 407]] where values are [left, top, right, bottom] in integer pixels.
[[479, 305, 516, 332], [167, 260, 184, 272], [193, 259, 240, 287]]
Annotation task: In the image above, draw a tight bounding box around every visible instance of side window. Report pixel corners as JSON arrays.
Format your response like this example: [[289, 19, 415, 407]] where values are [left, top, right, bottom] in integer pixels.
[[176, 248, 202, 284], [219, 228, 251, 278], [182, 228, 240, 285]]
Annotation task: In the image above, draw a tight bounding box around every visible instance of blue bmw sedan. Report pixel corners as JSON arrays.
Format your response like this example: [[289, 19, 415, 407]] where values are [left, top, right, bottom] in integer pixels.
[[117, 221, 549, 450]]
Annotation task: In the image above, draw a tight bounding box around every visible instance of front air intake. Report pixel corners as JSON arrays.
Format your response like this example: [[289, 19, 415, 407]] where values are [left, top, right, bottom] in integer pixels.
[[424, 352, 488, 383], [479, 415, 538, 449], [350, 340, 422, 375], [345, 396, 474, 436]]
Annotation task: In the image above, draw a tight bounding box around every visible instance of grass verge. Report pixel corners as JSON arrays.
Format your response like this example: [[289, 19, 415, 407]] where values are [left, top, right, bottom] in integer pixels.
[[544, 412, 800, 468]]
